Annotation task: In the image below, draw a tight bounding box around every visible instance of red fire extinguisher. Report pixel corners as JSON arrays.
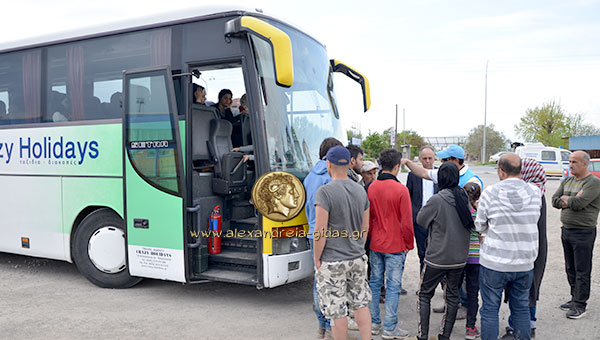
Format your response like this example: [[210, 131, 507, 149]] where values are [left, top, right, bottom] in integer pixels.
[[208, 205, 222, 254]]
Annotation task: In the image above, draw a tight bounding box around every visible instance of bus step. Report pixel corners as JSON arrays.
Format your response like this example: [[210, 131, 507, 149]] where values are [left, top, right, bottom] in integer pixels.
[[221, 237, 257, 251], [231, 216, 258, 227], [209, 249, 257, 267], [198, 268, 257, 286]]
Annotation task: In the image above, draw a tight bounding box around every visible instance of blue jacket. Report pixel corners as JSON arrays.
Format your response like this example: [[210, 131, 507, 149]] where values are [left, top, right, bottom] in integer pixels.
[[303, 160, 331, 239], [459, 167, 483, 189]]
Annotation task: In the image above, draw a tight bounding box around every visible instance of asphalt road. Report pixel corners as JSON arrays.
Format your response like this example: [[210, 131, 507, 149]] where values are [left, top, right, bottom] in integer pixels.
[[0, 165, 598, 339]]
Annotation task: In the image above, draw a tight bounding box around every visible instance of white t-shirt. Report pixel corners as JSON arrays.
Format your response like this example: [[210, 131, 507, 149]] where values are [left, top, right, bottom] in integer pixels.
[[422, 178, 435, 207], [427, 164, 482, 187]]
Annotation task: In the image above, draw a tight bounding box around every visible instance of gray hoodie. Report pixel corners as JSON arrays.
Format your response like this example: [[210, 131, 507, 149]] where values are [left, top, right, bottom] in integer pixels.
[[475, 178, 541, 272], [417, 189, 471, 269]]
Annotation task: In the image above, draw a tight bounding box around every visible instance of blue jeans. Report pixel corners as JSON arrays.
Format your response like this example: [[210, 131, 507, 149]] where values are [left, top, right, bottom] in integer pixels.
[[479, 266, 533, 340], [508, 305, 537, 330], [309, 239, 331, 330], [369, 250, 406, 331]]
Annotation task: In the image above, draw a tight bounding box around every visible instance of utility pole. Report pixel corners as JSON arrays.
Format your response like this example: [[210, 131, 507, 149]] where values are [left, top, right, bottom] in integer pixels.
[[482, 60, 488, 163], [394, 104, 398, 149], [403, 108, 406, 145]]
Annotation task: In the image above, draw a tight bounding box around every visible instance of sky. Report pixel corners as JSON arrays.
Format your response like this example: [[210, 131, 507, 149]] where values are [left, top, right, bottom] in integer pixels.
[[2, 0, 600, 144]]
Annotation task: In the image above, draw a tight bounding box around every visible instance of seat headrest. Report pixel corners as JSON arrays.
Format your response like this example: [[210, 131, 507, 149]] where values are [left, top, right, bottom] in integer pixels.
[[210, 118, 233, 136]]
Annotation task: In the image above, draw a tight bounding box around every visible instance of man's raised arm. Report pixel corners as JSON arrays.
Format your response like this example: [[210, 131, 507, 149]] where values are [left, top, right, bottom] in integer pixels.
[[401, 158, 432, 180]]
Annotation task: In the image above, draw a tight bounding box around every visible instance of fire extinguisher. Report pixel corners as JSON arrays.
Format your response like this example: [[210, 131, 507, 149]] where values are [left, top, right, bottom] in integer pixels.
[[208, 205, 222, 254]]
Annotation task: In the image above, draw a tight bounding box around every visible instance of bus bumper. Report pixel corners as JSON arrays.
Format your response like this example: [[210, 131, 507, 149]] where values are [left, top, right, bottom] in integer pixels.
[[262, 250, 313, 288]]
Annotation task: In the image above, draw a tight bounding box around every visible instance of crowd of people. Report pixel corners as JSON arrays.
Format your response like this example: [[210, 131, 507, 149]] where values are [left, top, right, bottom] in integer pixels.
[[305, 138, 600, 340]]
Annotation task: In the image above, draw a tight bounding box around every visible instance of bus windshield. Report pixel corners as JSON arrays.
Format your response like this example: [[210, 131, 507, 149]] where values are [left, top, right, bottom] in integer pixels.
[[251, 23, 345, 180]]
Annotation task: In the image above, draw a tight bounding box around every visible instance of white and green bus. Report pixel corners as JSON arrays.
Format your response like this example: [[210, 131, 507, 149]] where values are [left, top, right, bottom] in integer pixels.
[[0, 7, 369, 288]]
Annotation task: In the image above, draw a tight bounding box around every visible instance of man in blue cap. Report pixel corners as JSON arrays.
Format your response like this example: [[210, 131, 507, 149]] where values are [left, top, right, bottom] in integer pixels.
[[314, 145, 372, 340], [402, 144, 483, 189]]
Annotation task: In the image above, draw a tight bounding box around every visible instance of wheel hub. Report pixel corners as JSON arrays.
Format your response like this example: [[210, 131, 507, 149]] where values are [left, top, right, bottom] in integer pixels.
[[88, 226, 126, 274]]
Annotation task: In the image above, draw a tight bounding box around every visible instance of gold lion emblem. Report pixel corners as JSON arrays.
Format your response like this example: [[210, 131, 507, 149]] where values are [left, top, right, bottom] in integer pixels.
[[252, 171, 305, 222]]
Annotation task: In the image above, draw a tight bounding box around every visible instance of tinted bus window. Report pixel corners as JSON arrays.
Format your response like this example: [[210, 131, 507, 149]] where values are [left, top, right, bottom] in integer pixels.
[[0, 50, 41, 125], [44, 29, 170, 123]]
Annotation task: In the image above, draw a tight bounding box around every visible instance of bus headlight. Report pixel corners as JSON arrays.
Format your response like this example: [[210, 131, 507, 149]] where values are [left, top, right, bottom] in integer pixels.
[[290, 237, 299, 252], [272, 237, 309, 255]]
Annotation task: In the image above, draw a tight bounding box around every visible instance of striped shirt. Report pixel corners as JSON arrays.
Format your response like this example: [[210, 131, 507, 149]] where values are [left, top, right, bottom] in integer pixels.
[[475, 178, 541, 272], [467, 209, 480, 264]]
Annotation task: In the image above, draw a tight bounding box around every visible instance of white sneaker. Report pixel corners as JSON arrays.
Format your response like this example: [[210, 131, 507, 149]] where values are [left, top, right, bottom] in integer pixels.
[[372, 323, 382, 335], [382, 326, 410, 339]]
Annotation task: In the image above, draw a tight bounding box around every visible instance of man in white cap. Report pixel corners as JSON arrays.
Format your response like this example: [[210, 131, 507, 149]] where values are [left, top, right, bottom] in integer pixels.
[[360, 161, 378, 188]]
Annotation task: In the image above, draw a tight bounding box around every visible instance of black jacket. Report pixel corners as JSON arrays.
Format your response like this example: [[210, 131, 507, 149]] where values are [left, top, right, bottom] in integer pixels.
[[406, 171, 439, 227]]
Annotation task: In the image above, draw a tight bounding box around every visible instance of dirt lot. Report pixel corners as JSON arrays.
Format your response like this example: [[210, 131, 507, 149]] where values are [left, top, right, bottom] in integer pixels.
[[0, 167, 598, 339]]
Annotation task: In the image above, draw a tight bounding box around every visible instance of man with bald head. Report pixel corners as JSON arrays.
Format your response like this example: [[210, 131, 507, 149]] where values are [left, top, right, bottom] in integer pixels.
[[476, 153, 542, 340], [552, 151, 600, 320], [407, 146, 439, 271]]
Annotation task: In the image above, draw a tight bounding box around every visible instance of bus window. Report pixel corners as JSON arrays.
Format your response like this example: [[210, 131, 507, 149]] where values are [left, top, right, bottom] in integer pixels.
[[44, 29, 170, 123], [0, 50, 41, 125], [126, 73, 179, 194]]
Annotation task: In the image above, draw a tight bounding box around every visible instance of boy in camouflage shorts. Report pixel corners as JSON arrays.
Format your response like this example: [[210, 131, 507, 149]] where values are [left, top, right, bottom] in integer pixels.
[[313, 146, 372, 340]]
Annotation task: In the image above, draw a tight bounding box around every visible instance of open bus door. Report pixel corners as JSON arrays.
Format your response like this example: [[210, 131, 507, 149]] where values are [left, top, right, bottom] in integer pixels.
[[122, 66, 186, 282]]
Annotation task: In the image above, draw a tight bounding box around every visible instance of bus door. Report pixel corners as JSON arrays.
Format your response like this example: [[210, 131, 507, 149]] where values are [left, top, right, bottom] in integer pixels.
[[122, 66, 186, 282]]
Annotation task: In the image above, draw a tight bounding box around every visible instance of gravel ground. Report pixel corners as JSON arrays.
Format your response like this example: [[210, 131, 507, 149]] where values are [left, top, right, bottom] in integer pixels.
[[0, 166, 598, 339]]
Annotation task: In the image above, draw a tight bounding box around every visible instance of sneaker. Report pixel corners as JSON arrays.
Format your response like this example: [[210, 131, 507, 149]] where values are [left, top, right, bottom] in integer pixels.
[[531, 328, 536, 338], [500, 328, 514, 340], [465, 327, 480, 339], [566, 306, 586, 319], [372, 323, 382, 335], [455, 306, 467, 320], [400, 288, 408, 295], [432, 304, 445, 313], [560, 301, 573, 311], [323, 329, 333, 340], [347, 317, 359, 331], [317, 327, 325, 339], [382, 326, 410, 339]]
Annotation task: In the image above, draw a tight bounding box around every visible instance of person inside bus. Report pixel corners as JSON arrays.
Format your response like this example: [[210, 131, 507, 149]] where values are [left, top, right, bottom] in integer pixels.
[[212, 88, 234, 121], [192, 84, 206, 105], [232, 94, 254, 162], [50, 91, 71, 122]]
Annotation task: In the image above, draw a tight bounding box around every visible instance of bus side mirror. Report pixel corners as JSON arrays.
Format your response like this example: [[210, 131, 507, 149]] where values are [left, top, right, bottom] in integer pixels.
[[225, 16, 294, 88], [330, 60, 370, 112]]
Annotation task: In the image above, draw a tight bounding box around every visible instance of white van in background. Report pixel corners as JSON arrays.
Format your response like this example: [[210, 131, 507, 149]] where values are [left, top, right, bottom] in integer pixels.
[[515, 143, 571, 177]]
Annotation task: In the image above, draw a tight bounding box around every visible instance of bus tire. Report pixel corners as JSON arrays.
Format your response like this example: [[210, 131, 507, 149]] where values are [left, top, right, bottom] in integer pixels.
[[72, 209, 142, 288]]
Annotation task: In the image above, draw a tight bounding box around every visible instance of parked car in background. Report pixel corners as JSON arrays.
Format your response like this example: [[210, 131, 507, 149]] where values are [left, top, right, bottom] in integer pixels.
[[489, 151, 510, 163], [589, 159, 600, 178], [515, 143, 570, 177]]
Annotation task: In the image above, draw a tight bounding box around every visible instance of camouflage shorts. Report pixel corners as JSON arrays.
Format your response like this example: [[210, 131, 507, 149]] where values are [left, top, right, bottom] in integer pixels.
[[316, 254, 372, 319]]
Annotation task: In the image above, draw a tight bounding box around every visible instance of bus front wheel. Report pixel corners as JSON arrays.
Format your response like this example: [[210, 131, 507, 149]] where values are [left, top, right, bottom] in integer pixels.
[[72, 209, 142, 288]]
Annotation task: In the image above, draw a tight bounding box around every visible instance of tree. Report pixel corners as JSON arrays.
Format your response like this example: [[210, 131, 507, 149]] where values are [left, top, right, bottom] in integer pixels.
[[362, 130, 391, 158], [514, 100, 600, 148], [514, 100, 567, 147], [566, 113, 600, 137], [346, 129, 363, 142], [465, 124, 508, 161], [361, 128, 425, 159], [397, 130, 425, 159]]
